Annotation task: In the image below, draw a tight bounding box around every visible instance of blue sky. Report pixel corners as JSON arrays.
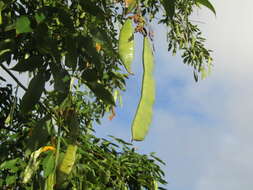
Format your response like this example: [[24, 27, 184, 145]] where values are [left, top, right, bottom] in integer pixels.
[[96, 0, 253, 189], [1, 1, 253, 189]]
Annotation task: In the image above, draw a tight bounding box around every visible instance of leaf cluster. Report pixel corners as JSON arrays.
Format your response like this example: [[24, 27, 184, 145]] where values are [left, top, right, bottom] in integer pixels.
[[0, 86, 166, 189], [0, 0, 216, 189]]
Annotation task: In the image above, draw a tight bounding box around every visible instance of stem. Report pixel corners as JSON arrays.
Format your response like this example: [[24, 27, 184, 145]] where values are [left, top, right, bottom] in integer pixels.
[[69, 76, 75, 91], [53, 120, 62, 189], [54, 122, 62, 173], [9, 85, 19, 126]]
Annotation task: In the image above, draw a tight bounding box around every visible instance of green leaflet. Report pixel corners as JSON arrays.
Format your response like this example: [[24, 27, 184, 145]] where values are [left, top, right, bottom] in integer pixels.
[[35, 12, 45, 24], [0, 158, 19, 170], [86, 81, 115, 105], [160, 0, 176, 19], [6, 175, 16, 185], [16, 16, 33, 34], [119, 19, 134, 74], [43, 152, 56, 189], [20, 72, 46, 113], [196, 0, 216, 15], [131, 37, 155, 141], [49, 62, 70, 104], [42, 152, 55, 178], [25, 116, 51, 154], [0, 1, 5, 25]]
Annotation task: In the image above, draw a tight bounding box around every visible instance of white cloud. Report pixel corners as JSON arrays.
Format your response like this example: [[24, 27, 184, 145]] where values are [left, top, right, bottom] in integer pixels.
[[187, 0, 253, 189], [132, 1, 253, 189]]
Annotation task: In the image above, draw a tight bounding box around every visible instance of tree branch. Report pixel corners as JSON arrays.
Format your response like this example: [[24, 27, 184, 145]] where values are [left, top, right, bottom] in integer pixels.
[[0, 62, 56, 119], [0, 63, 28, 91]]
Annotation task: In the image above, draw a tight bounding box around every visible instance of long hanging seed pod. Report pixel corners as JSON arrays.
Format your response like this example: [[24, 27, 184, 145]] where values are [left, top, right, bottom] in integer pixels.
[[119, 18, 135, 74], [131, 37, 155, 141], [55, 144, 77, 189], [45, 173, 56, 190], [58, 144, 77, 176], [56, 108, 79, 188]]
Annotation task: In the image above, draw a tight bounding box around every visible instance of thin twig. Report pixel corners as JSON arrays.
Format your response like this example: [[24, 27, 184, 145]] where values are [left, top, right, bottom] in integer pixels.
[[0, 63, 28, 91]]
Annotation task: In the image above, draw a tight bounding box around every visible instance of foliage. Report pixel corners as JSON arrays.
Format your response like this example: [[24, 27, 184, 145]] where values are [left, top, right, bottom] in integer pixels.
[[0, 0, 215, 189], [0, 87, 166, 189]]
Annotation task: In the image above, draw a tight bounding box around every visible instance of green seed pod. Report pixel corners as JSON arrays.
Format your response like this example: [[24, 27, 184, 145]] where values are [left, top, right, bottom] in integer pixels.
[[131, 37, 155, 141], [56, 144, 77, 187], [22, 148, 44, 183], [58, 144, 77, 175], [20, 72, 46, 113], [119, 19, 134, 74], [45, 173, 55, 190], [153, 180, 158, 190]]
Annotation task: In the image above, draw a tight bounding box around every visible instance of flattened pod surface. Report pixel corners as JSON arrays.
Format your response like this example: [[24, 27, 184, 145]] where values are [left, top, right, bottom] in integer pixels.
[[58, 144, 77, 175], [56, 144, 77, 187], [119, 19, 134, 74], [153, 180, 158, 190], [45, 173, 55, 190], [131, 37, 155, 141]]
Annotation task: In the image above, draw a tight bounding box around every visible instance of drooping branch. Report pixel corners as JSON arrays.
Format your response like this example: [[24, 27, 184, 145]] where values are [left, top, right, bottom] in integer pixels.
[[0, 63, 57, 120], [0, 63, 28, 91]]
